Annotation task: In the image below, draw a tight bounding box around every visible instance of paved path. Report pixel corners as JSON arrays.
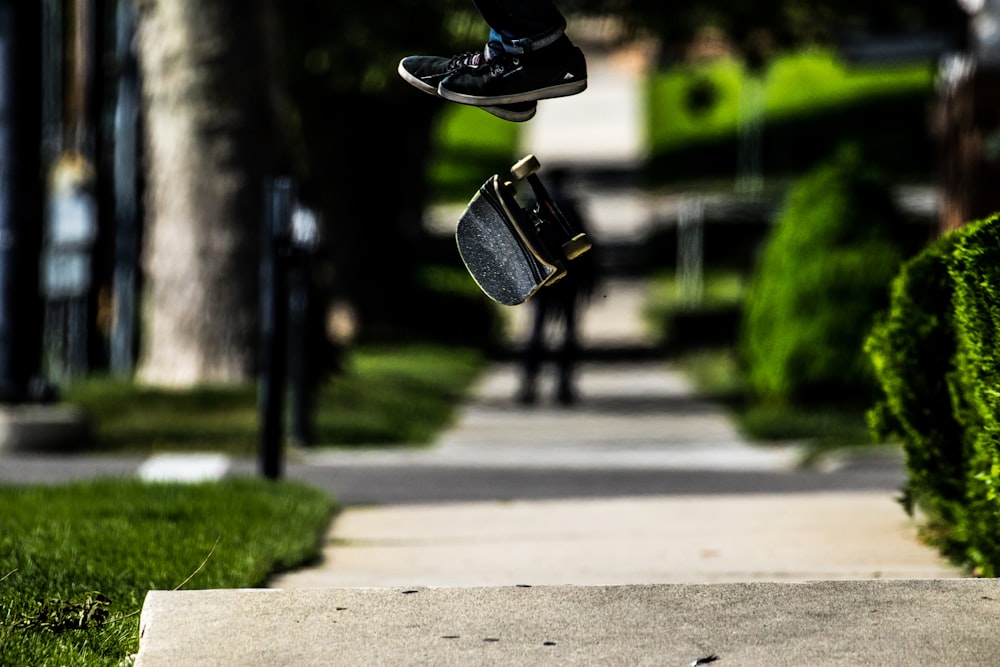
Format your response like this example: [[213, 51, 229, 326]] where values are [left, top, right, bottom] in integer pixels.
[[270, 493, 957, 590], [138, 581, 1000, 667], [272, 285, 958, 590]]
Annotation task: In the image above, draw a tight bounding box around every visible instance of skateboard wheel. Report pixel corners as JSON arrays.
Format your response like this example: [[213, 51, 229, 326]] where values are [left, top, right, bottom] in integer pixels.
[[562, 233, 592, 260], [510, 155, 541, 180]]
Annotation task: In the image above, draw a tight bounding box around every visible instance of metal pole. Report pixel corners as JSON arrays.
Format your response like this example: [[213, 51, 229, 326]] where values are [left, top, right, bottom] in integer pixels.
[[110, 0, 139, 376], [259, 179, 292, 479], [287, 256, 311, 447], [677, 197, 705, 307], [288, 204, 321, 448], [41, 0, 62, 166], [40, 0, 62, 382]]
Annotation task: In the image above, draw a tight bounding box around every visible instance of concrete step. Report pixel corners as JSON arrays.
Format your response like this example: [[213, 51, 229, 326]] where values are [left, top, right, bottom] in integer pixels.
[[135, 580, 1000, 666]]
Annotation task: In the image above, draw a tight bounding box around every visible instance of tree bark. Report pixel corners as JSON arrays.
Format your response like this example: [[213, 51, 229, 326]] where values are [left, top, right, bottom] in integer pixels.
[[135, 0, 278, 386], [934, 65, 1000, 234]]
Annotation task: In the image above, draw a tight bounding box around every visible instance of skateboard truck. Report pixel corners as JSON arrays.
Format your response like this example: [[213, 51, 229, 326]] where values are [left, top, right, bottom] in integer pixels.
[[456, 154, 593, 306]]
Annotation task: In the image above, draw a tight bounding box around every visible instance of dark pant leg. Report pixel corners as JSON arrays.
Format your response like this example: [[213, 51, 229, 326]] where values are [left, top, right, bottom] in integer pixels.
[[519, 297, 551, 399], [472, 0, 566, 51], [556, 296, 579, 397]]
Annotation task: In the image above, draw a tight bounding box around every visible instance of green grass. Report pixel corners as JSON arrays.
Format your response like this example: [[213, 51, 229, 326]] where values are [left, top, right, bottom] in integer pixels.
[[311, 344, 483, 445], [673, 346, 876, 457], [63, 344, 485, 454], [643, 269, 749, 351], [644, 269, 749, 322], [0, 478, 335, 666], [427, 103, 521, 202], [645, 271, 877, 455], [672, 347, 747, 402]]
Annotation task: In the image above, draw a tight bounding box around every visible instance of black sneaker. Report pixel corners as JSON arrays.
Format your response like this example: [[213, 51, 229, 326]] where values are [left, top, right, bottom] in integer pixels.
[[397, 51, 536, 122], [438, 37, 587, 106]]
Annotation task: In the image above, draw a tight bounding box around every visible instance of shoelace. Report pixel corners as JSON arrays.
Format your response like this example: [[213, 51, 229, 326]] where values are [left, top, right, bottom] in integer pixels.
[[446, 50, 486, 72]]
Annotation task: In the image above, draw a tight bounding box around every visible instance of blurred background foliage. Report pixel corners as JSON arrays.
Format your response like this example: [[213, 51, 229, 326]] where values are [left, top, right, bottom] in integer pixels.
[[267, 0, 967, 343], [645, 49, 936, 182], [62, 0, 985, 453], [740, 146, 912, 406]]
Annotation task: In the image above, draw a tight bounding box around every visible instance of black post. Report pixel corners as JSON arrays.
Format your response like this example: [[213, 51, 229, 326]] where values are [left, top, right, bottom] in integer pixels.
[[287, 205, 320, 447], [110, 0, 139, 376], [259, 179, 293, 479], [40, 0, 61, 383], [0, 2, 39, 402], [287, 254, 311, 446], [41, 0, 62, 166]]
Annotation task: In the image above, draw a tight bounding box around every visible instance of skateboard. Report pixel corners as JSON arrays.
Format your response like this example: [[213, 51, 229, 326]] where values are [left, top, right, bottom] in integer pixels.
[[456, 154, 592, 306]]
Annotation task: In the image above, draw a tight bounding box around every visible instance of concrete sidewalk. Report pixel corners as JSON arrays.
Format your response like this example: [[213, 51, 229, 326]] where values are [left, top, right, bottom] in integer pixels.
[[270, 494, 958, 589], [137, 581, 1000, 667]]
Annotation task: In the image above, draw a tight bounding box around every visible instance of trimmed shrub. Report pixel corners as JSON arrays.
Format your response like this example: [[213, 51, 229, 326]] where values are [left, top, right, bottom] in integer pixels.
[[865, 232, 967, 526], [867, 213, 1000, 575], [945, 215, 1000, 574], [741, 147, 908, 405]]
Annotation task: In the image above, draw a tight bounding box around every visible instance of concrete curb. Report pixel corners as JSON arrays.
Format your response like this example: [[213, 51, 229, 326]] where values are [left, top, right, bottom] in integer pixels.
[[0, 405, 88, 452], [136, 580, 1000, 666]]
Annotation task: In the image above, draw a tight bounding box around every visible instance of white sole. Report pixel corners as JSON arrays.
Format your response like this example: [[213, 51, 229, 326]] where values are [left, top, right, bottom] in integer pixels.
[[399, 59, 536, 122], [438, 79, 587, 106]]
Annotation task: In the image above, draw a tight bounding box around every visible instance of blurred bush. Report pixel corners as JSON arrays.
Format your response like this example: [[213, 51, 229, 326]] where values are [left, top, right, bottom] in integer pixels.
[[741, 146, 909, 405], [645, 50, 935, 183], [867, 213, 1000, 575]]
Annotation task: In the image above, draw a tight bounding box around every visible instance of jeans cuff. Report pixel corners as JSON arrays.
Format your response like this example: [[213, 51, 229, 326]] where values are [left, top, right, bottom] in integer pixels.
[[490, 27, 565, 55]]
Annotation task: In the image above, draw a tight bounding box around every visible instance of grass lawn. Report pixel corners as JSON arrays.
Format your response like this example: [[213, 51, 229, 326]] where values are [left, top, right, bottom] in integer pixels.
[[63, 344, 485, 455], [673, 346, 876, 458], [0, 478, 335, 666], [645, 271, 876, 457], [643, 269, 749, 337]]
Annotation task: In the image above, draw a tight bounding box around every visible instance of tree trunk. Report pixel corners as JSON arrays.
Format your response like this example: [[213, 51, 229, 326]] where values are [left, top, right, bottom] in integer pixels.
[[135, 0, 278, 386], [934, 65, 1000, 233]]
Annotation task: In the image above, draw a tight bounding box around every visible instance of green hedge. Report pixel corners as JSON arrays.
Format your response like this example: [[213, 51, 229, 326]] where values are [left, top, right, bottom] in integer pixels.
[[741, 147, 908, 405], [644, 50, 935, 183], [867, 213, 1000, 575]]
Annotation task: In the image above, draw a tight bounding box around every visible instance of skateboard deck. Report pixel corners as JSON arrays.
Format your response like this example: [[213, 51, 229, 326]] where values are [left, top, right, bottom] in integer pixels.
[[456, 155, 592, 306]]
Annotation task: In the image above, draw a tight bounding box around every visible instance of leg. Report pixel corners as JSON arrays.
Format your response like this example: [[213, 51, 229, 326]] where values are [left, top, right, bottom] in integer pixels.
[[437, 0, 587, 106], [472, 0, 567, 53], [397, 0, 557, 122], [519, 297, 550, 404], [556, 295, 579, 405]]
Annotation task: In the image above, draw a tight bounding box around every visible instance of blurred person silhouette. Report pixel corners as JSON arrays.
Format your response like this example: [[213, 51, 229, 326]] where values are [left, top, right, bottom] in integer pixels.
[[398, 0, 586, 122], [518, 168, 600, 406]]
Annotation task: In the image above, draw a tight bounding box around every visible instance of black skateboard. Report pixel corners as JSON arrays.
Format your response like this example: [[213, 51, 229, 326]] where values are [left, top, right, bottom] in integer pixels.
[[456, 155, 592, 306]]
